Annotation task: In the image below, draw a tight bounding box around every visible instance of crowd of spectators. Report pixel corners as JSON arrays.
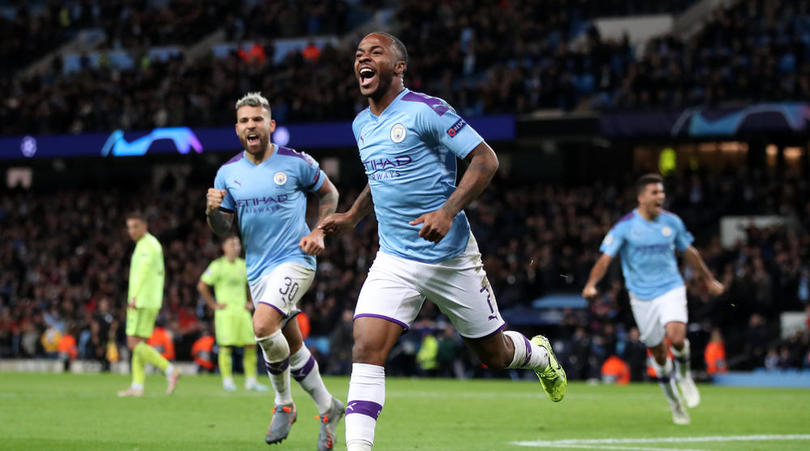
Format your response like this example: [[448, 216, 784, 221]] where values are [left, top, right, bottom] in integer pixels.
[[9, 0, 809, 136], [1, 166, 809, 380], [612, 0, 810, 109]]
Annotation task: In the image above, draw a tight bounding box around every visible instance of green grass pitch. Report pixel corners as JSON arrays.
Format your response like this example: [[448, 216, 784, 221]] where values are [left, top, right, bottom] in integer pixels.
[[1, 372, 809, 450]]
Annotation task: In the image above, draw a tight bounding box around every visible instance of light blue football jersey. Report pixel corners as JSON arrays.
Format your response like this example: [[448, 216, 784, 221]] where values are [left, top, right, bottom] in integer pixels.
[[352, 89, 484, 263], [600, 209, 694, 300], [214, 144, 326, 283]]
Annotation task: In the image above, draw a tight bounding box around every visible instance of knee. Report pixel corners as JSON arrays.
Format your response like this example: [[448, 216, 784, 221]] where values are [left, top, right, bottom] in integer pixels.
[[352, 339, 387, 365], [253, 318, 280, 338]]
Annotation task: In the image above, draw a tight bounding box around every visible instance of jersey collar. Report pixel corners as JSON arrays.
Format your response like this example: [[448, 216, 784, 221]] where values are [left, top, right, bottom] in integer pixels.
[[369, 88, 410, 119]]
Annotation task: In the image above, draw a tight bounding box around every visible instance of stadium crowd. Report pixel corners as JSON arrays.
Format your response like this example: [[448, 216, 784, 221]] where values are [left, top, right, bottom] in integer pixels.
[[4, 0, 810, 135], [1, 168, 809, 380]]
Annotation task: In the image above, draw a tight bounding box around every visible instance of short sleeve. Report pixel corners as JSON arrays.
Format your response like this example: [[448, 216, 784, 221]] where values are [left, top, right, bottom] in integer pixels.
[[296, 151, 326, 192], [200, 261, 218, 285], [214, 169, 235, 212], [415, 101, 483, 159], [600, 224, 625, 257], [673, 216, 694, 251]]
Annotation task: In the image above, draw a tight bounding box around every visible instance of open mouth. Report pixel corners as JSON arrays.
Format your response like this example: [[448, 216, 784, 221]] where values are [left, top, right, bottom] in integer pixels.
[[359, 67, 376, 88], [246, 133, 260, 146]]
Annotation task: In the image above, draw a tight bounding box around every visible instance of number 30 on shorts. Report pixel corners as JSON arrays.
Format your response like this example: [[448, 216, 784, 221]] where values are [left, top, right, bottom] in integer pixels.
[[278, 277, 299, 304]]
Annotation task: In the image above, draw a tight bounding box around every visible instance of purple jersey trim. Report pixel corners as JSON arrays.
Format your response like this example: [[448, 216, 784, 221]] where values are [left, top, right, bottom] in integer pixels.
[[459, 322, 506, 340], [401, 91, 449, 116], [353, 313, 409, 331], [276, 145, 301, 158], [258, 301, 288, 318], [266, 357, 290, 375], [346, 400, 383, 420], [291, 355, 316, 382], [617, 211, 635, 223], [223, 152, 243, 166]]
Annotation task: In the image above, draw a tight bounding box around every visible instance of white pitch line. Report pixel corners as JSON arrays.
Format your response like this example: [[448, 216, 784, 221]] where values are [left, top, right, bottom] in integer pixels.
[[511, 434, 810, 449], [535, 445, 708, 451]]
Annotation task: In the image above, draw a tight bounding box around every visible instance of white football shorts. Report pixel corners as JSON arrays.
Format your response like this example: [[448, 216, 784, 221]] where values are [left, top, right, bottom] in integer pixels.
[[629, 285, 688, 347], [249, 262, 314, 323], [355, 234, 505, 339]]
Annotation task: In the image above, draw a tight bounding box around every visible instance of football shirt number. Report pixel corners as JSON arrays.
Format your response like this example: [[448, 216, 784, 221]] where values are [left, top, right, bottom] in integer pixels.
[[279, 277, 300, 304]]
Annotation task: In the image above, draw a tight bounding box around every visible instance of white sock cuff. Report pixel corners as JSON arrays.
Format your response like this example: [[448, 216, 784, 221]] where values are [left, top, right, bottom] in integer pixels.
[[503, 331, 529, 368], [671, 338, 690, 357], [289, 345, 311, 369], [348, 363, 386, 409], [650, 356, 673, 377], [352, 363, 385, 380]]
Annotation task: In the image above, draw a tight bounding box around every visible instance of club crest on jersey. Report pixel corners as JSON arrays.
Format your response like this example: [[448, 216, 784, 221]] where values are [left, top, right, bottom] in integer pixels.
[[661, 226, 672, 236], [447, 118, 466, 137], [390, 123, 406, 143], [273, 171, 288, 185]]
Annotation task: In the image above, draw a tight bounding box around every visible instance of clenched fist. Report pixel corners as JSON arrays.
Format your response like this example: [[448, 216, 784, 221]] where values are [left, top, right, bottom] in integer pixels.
[[206, 188, 227, 214]]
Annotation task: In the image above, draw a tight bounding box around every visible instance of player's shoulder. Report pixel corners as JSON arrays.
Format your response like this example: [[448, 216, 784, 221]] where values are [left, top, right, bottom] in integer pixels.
[[140, 233, 162, 252], [275, 145, 318, 168], [613, 210, 636, 229], [353, 106, 371, 125], [217, 152, 245, 174], [148, 233, 163, 247], [660, 210, 684, 225], [398, 90, 453, 117]]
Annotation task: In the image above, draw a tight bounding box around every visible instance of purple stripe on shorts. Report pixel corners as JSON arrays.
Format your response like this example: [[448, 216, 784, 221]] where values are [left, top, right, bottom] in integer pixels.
[[258, 301, 288, 318], [291, 355, 316, 382], [353, 314, 409, 331], [521, 335, 532, 367], [345, 400, 383, 420], [265, 357, 290, 375], [459, 322, 506, 340]]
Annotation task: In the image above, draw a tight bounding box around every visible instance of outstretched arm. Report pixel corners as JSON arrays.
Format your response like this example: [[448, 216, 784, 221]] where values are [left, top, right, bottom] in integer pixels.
[[682, 245, 725, 295], [319, 184, 374, 235], [582, 253, 614, 300], [410, 142, 499, 243]]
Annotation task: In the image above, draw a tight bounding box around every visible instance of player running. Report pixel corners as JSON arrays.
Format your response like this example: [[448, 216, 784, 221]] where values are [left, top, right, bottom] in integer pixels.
[[198, 235, 268, 392], [319, 32, 567, 451], [118, 211, 179, 397], [206, 92, 344, 450], [582, 173, 725, 425]]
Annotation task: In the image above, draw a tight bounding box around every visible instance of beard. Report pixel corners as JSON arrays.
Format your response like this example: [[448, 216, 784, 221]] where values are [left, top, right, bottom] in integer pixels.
[[239, 132, 270, 154]]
